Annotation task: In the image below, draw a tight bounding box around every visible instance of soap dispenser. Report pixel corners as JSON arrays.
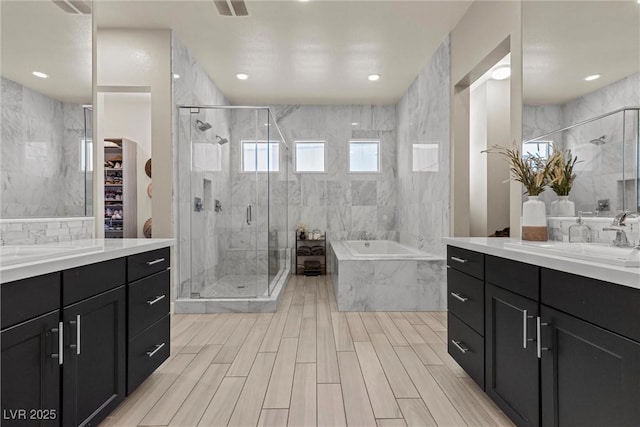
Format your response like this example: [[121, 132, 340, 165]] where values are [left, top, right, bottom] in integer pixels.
[[569, 211, 592, 243]]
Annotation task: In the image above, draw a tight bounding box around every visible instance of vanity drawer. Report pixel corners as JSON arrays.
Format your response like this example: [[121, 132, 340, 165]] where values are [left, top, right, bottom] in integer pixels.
[[447, 246, 484, 279], [447, 268, 484, 335], [1, 272, 61, 329], [63, 258, 126, 306], [542, 268, 640, 342], [128, 248, 170, 282], [128, 270, 170, 338], [486, 255, 539, 301], [448, 313, 485, 389], [127, 314, 170, 394]]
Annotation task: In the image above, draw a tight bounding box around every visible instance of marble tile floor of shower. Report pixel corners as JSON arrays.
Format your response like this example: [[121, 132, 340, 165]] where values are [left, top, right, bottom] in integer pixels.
[[100, 275, 514, 427], [197, 274, 271, 298]]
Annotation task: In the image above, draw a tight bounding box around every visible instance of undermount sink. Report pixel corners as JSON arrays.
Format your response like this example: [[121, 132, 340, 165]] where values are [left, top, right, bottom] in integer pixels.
[[504, 241, 640, 268], [0, 245, 102, 267]]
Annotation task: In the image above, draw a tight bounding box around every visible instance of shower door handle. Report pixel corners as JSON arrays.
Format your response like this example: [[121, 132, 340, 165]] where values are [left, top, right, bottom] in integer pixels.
[[247, 205, 252, 225]]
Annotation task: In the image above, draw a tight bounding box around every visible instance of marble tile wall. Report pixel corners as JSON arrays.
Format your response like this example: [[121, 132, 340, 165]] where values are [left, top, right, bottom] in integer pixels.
[[0, 218, 94, 245], [228, 105, 398, 252], [172, 34, 232, 298], [1, 76, 88, 218], [395, 36, 451, 256], [524, 72, 640, 214]]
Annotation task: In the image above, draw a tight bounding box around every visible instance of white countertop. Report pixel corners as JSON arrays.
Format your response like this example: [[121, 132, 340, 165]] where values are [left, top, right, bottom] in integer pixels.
[[0, 239, 175, 284], [443, 237, 640, 290]]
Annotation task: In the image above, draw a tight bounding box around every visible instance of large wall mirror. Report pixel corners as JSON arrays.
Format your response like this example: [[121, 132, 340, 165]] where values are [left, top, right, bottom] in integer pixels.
[[1, 0, 93, 218], [523, 1, 639, 216]]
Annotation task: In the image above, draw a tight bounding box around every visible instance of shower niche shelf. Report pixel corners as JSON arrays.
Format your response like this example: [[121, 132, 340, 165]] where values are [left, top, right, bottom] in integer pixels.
[[104, 138, 137, 238]]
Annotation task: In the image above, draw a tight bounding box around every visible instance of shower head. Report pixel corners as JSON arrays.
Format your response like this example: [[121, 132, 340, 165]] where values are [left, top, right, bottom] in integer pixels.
[[215, 135, 229, 145], [195, 119, 212, 132], [589, 135, 606, 145]]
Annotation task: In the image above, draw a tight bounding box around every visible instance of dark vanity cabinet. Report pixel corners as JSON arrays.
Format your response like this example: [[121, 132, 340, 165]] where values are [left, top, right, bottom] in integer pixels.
[[446, 244, 640, 427], [61, 258, 127, 427], [485, 257, 540, 427], [1, 273, 61, 426], [0, 246, 171, 427]]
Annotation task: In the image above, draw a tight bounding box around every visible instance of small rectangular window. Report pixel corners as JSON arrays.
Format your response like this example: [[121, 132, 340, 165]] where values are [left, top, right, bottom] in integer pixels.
[[81, 139, 93, 172], [523, 140, 553, 160], [349, 141, 379, 172], [295, 141, 325, 172], [242, 141, 279, 172], [412, 143, 439, 172]]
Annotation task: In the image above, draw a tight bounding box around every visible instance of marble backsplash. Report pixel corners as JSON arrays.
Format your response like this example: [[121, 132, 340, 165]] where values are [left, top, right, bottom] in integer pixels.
[[0, 217, 94, 245]]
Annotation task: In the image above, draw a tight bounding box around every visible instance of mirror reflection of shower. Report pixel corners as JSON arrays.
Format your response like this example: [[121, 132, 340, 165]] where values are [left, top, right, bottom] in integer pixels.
[[215, 135, 229, 145], [195, 119, 212, 132]]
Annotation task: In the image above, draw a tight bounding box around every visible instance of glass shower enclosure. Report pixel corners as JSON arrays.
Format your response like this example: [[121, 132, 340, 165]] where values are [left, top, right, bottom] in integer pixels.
[[177, 106, 289, 300]]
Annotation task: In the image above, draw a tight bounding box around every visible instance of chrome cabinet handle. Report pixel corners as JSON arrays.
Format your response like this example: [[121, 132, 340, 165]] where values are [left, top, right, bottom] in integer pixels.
[[450, 292, 468, 302], [522, 310, 535, 349], [146, 258, 165, 266], [451, 339, 469, 354], [450, 256, 467, 264], [51, 322, 63, 365], [147, 295, 166, 306], [69, 315, 81, 355], [537, 316, 550, 358], [147, 342, 166, 358]]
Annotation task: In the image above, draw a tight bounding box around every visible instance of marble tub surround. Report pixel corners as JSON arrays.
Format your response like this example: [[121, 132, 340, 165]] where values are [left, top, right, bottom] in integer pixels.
[[1, 77, 89, 218], [330, 240, 446, 311], [0, 217, 94, 245], [547, 216, 640, 246], [0, 238, 174, 284], [443, 237, 640, 289], [396, 36, 451, 257], [254, 104, 398, 250]]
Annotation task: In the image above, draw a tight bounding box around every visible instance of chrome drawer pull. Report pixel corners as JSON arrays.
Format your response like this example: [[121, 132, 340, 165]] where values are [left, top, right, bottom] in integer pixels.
[[537, 317, 550, 359], [451, 339, 469, 354], [51, 322, 64, 365], [450, 256, 468, 264], [523, 310, 535, 349], [69, 315, 81, 355], [146, 258, 165, 266], [147, 294, 166, 306], [450, 292, 468, 302], [147, 342, 166, 358]]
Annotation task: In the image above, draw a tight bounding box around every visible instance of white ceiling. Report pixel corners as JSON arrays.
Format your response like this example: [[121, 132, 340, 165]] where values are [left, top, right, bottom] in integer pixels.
[[523, 1, 640, 106], [95, 0, 472, 105], [0, 1, 92, 104]]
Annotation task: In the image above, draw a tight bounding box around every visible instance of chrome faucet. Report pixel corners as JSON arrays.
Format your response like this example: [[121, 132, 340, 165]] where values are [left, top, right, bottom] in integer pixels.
[[360, 231, 374, 241], [603, 211, 639, 248]]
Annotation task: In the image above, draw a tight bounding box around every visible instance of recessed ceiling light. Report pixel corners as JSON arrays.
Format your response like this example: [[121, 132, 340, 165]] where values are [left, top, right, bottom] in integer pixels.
[[236, 73, 249, 80], [368, 74, 380, 81], [351, 122, 359, 126], [32, 71, 48, 79], [491, 67, 511, 80], [585, 74, 601, 81], [172, 73, 180, 79]]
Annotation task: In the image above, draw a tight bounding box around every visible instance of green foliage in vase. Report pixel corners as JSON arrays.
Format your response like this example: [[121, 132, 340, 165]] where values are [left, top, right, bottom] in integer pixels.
[[483, 145, 554, 196], [547, 148, 579, 196]]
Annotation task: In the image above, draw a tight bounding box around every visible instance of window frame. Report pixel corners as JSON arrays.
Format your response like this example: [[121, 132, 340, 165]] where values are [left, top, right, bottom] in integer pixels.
[[240, 140, 280, 173], [294, 140, 327, 173], [348, 140, 381, 173]]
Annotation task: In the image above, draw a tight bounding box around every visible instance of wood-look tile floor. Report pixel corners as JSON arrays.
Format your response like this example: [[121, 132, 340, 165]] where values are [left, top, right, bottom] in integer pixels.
[[101, 275, 514, 427]]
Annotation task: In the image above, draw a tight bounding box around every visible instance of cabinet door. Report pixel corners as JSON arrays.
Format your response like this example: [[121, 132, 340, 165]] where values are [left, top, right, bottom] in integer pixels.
[[1, 310, 61, 427], [486, 283, 539, 427], [62, 286, 126, 427], [540, 305, 640, 427]]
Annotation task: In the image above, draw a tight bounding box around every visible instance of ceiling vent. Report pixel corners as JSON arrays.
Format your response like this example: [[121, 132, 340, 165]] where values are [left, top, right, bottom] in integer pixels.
[[214, 0, 249, 16], [51, 0, 92, 14]]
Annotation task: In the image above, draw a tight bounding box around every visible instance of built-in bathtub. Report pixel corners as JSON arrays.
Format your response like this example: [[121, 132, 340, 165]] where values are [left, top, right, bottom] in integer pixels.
[[330, 240, 446, 311]]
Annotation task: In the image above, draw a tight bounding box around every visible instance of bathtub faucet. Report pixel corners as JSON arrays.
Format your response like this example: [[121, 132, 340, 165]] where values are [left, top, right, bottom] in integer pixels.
[[360, 231, 375, 241]]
